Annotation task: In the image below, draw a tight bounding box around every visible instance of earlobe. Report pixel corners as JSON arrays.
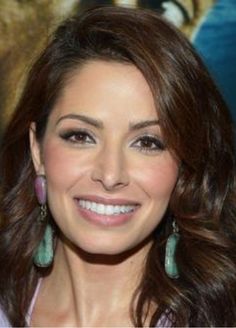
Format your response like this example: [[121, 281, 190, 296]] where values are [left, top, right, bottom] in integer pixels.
[[29, 122, 45, 174]]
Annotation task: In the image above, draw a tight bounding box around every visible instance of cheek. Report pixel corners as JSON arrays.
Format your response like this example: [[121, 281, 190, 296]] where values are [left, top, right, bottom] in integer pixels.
[[134, 158, 178, 200], [42, 142, 91, 190]]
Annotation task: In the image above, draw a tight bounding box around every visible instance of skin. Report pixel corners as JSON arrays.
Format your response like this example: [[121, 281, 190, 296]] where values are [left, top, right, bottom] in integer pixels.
[[30, 60, 179, 326]]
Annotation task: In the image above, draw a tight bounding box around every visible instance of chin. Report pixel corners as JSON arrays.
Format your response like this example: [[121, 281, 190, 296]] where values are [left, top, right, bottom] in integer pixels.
[[78, 238, 134, 257], [64, 231, 152, 261]]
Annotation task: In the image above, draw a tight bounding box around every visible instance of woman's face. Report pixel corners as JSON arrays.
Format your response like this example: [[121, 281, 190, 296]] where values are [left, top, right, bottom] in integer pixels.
[[30, 60, 179, 255]]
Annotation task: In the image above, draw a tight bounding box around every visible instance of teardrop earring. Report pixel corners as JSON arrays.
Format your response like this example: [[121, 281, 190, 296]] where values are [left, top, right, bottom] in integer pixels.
[[164, 220, 180, 279], [33, 175, 54, 268]]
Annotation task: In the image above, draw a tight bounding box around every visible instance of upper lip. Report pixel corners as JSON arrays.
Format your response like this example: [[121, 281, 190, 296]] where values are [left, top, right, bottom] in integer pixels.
[[74, 195, 140, 206]]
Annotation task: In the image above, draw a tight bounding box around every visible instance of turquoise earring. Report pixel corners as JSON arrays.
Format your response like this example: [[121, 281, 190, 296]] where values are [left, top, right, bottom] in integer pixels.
[[33, 175, 54, 268], [165, 220, 180, 279]]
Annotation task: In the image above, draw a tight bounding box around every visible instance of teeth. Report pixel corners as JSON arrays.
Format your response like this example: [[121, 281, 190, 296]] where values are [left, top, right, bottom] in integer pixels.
[[78, 200, 137, 216]]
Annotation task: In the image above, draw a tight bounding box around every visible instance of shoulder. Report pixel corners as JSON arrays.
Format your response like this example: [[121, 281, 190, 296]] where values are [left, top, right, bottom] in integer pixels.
[[0, 307, 11, 327]]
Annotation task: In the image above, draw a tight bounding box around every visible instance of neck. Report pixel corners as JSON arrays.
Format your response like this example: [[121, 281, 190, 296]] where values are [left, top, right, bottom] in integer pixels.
[[32, 235, 153, 327]]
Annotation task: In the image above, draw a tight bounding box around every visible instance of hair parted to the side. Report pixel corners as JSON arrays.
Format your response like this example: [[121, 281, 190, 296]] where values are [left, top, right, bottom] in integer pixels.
[[1, 5, 236, 327]]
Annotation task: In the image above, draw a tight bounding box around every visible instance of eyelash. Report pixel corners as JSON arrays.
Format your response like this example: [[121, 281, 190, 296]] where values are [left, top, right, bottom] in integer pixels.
[[59, 129, 96, 144], [59, 129, 165, 153], [131, 135, 165, 153]]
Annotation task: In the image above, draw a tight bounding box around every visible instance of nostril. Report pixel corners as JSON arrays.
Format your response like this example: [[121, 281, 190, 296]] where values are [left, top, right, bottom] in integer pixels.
[[91, 165, 129, 190]]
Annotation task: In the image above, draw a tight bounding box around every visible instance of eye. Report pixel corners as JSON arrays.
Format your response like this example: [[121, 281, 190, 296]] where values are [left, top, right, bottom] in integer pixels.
[[59, 129, 96, 145], [131, 135, 165, 153]]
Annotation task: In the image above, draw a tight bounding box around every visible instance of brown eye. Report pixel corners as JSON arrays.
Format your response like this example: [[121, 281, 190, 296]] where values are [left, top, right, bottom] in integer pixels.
[[132, 135, 165, 152], [60, 129, 96, 144], [140, 138, 156, 148]]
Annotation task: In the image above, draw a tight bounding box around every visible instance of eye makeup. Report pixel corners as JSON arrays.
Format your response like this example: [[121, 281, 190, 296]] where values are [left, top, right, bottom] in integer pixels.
[[131, 134, 166, 153], [59, 128, 96, 145]]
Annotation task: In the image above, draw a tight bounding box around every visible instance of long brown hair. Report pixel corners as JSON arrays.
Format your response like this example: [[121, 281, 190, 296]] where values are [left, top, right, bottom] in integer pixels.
[[1, 6, 236, 327]]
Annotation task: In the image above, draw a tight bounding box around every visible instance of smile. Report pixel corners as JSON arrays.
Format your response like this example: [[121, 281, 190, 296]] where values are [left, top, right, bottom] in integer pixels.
[[78, 199, 138, 216]]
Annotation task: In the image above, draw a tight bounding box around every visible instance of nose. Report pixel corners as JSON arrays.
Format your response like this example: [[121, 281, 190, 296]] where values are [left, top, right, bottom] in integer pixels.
[[91, 143, 129, 191]]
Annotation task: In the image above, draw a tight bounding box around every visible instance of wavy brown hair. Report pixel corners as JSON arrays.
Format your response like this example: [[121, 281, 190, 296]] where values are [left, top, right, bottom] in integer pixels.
[[1, 5, 236, 327]]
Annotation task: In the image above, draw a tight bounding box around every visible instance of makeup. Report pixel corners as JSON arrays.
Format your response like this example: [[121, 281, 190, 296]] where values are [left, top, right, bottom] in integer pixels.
[[75, 196, 140, 227]]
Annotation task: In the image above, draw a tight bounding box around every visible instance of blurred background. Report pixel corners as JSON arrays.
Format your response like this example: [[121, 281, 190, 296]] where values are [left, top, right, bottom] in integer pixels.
[[1, 0, 235, 133]]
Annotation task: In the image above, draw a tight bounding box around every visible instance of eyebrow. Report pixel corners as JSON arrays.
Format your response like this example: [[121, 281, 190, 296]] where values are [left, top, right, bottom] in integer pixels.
[[56, 114, 104, 129], [56, 113, 160, 130], [129, 119, 160, 131]]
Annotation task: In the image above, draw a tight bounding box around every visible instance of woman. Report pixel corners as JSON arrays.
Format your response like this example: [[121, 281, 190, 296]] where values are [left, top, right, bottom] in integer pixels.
[[0, 5, 236, 327]]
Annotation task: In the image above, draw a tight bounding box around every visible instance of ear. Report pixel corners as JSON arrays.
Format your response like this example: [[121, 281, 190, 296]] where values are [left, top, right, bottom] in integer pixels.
[[29, 122, 45, 175]]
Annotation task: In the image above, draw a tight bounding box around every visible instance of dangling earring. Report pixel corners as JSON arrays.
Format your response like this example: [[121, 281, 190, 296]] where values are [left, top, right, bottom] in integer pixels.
[[33, 175, 54, 268], [165, 220, 180, 279]]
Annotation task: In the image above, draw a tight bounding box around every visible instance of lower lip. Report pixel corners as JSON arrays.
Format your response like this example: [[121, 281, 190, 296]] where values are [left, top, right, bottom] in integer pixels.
[[75, 201, 139, 227]]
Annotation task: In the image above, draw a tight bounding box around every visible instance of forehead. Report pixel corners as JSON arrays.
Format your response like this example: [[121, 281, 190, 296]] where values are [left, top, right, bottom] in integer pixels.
[[49, 60, 159, 124]]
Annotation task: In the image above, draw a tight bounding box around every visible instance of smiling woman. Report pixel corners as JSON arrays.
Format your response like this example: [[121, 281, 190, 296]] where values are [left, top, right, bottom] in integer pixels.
[[0, 5, 236, 328], [30, 60, 178, 257]]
